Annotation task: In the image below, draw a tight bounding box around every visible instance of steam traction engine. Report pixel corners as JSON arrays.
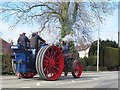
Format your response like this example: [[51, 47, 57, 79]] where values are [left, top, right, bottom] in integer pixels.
[[11, 44, 82, 80]]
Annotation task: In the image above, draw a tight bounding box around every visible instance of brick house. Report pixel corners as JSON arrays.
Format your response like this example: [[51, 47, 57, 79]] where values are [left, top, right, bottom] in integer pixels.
[[0, 38, 13, 54]]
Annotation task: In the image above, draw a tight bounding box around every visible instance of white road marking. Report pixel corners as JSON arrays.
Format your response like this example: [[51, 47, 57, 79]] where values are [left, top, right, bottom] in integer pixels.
[[21, 87, 31, 88], [42, 81, 50, 83], [93, 78, 98, 80], [57, 82, 72, 85], [72, 80, 76, 82], [0, 78, 2, 80], [36, 82, 41, 86]]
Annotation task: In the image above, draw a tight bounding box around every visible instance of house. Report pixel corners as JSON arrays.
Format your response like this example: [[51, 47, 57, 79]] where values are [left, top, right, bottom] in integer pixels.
[[78, 47, 90, 58], [0, 38, 13, 54], [75, 43, 91, 58]]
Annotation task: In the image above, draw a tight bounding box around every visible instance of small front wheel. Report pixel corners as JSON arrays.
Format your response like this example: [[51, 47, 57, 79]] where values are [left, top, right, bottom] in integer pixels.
[[71, 60, 82, 78]]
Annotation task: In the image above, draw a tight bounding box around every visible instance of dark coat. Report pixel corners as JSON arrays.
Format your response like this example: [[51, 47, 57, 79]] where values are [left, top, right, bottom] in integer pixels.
[[30, 35, 45, 50], [17, 35, 29, 48]]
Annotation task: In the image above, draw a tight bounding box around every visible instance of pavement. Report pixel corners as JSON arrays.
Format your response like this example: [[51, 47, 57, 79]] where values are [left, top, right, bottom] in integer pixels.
[[0, 71, 119, 89]]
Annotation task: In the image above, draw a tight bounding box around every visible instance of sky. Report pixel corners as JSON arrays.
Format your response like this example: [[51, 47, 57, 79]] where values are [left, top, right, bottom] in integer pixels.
[[93, 7, 118, 43], [0, 1, 119, 45]]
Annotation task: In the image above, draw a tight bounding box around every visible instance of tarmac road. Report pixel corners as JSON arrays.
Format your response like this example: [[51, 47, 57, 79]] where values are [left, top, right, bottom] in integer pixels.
[[0, 71, 119, 89]]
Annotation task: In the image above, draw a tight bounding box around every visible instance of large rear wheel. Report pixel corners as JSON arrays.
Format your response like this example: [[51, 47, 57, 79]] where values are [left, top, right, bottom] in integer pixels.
[[36, 46, 64, 80]]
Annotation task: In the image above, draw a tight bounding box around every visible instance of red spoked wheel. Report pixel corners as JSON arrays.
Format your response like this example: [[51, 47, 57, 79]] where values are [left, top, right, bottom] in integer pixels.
[[36, 46, 64, 80], [20, 72, 36, 78], [72, 60, 82, 78]]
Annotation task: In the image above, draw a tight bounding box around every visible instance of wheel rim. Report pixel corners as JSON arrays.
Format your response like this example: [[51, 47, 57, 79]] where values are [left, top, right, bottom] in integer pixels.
[[36, 46, 64, 80], [36, 46, 49, 79], [73, 60, 82, 78]]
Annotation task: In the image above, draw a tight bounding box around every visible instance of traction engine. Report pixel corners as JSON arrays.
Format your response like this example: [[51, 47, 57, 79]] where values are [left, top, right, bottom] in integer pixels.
[[11, 44, 82, 80]]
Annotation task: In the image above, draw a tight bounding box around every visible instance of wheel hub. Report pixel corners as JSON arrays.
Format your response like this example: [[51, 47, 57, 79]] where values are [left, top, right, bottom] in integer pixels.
[[49, 59, 55, 67]]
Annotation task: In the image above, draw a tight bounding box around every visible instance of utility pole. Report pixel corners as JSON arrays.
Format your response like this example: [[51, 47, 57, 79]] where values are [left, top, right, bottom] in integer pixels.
[[118, 30, 120, 48], [118, 3, 120, 47], [97, 27, 100, 72]]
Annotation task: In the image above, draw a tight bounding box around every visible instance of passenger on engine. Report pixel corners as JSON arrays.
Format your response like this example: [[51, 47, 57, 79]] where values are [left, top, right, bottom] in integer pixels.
[[30, 32, 46, 53], [17, 32, 30, 49]]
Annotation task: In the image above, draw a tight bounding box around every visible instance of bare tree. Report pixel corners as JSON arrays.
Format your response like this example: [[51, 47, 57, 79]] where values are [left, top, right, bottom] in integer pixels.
[[0, 1, 116, 44]]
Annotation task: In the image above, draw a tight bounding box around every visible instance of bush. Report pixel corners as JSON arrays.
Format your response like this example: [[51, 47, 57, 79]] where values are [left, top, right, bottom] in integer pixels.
[[99, 67, 107, 71], [1, 54, 13, 74], [88, 55, 97, 66], [104, 47, 119, 67], [86, 66, 97, 71], [118, 47, 120, 65], [80, 57, 108, 71], [0, 54, 2, 74], [80, 57, 89, 71], [85, 66, 107, 71], [79, 58, 86, 71], [80, 56, 97, 71], [107, 66, 119, 71]]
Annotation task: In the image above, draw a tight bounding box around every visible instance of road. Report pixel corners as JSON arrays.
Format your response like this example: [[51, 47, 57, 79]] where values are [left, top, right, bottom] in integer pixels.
[[0, 71, 119, 88]]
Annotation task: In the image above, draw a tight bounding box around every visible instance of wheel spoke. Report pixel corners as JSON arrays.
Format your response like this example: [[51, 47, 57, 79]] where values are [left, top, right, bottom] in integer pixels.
[[54, 55, 61, 61], [45, 67, 50, 76], [55, 62, 60, 65], [44, 55, 52, 61], [53, 66, 60, 71], [53, 50, 60, 59], [46, 49, 51, 58], [51, 48, 55, 59], [51, 67, 56, 74], [43, 63, 49, 67]]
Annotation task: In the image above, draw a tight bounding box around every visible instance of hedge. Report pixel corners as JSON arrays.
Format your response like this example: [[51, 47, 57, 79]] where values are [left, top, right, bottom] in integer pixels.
[[80, 56, 97, 71], [85, 66, 107, 71], [88, 55, 97, 66], [79, 57, 87, 71], [118, 47, 120, 66], [0, 54, 13, 74], [0, 54, 2, 74], [99, 47, 105, 67], [104, 47, 119, 67]]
